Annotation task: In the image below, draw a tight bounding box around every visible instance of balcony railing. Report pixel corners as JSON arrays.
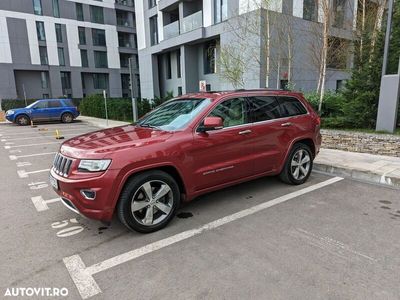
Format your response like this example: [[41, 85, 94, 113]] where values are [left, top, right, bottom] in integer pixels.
[[181, 11, 203, 34], [163, 20, 180, 40], [115, 0, 134, 7], [117, 18, 132, 27]]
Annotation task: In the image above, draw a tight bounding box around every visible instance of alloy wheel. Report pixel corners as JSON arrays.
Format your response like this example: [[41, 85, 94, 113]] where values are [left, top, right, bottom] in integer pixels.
[[290, 149, 311, 181], [131, 180, 173, 226]]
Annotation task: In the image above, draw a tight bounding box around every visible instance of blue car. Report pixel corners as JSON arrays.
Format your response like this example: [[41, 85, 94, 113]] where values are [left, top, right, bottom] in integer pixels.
[[5, 99, 80, 126]]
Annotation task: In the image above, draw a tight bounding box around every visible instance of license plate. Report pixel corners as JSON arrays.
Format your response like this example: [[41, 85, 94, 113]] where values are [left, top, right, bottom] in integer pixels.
[[49, 174, 59, 190]]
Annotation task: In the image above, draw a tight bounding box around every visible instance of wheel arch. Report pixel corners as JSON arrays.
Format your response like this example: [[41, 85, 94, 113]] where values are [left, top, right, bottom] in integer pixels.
[[279, 137, 316, 173], [15, 113, 31, 123]]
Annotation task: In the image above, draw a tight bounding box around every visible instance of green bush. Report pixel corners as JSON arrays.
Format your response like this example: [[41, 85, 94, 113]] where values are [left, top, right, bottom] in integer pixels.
[[78, 94, 153, 122], [303, 91, 345, 118]]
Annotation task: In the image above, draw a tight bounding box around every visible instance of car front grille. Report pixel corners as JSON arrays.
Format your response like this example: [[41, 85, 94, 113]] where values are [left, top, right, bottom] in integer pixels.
[[53, 153, 73, 177]]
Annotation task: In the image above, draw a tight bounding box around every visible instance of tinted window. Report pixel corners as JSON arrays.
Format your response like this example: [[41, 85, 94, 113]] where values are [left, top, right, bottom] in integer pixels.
[[209, 98, 249, 128], [34, 101, 48, 109], [278, 97, 307, 117], [63, 99, 74, 107], [49, 100, 62, 108], [250, 96, 281, 122]]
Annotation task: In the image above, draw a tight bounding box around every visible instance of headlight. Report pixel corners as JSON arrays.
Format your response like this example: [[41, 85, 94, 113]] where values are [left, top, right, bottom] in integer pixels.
[[78, 159, 111, 172], [6, 110, 14, 115]]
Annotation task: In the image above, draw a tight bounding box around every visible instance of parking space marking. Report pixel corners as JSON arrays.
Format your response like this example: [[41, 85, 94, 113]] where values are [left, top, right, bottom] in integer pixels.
[[5, 142, 60, 149], [63, 176, 344, 299], [18, 168, 50, 178], [31, 196, 61, 212], [9, 152, 56, 160], [0, 128, 97, 137], [16, 162, 32, 167], [1, 132, 86, 142]]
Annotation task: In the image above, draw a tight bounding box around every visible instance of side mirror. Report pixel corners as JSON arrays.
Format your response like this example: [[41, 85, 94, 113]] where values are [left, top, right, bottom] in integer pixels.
[[198, 117, 223, 132]]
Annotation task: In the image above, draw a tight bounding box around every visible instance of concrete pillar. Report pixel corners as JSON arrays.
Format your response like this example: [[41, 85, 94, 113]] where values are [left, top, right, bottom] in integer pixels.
[[376, 74, 400, 133], [71, 69, 83, 99], [49, 68, 63, 98], [181, 44, 199, 93], [108, 70, 122, 98]]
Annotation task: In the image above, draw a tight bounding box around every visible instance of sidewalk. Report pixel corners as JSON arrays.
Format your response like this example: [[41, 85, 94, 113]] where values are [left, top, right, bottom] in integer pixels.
[[314, 148, 400, 188], [79, 115, 130, 128]]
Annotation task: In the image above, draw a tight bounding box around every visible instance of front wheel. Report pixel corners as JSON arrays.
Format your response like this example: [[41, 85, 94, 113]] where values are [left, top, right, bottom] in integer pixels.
[[117, 170, 180, 233], [16, 115, 30, 126], [279, 143, 313, 185]]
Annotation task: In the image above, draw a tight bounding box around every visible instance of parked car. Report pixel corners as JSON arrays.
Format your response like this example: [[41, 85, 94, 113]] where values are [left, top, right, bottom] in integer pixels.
[[50, 89, 321, 233], [6, 99, 80, 125]]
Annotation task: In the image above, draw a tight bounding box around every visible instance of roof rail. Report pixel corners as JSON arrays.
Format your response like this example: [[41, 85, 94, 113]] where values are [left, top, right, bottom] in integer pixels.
[[205, 88, 288, 93]]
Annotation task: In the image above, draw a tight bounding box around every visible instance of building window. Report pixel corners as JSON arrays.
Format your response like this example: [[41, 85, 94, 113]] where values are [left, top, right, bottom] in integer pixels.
[[166, 53, 171, 79], [43, 94, 50, 99], [58, 48, 65, 66], [36, 21, 46, 41], [93, 73, 109, 89], [81, 50, 89, 67], [55, 24, 63, 43], [333, 0, 345, 28], [61, 72, 71, 90], [121, 74, 130, 90], [177, 49, 181, 78], [41, 72, 48, 89], [149, 0, 156, 8], [33, 0, 42, 15], [90, 6, 104, 24], [76, 3, 84, 21], [204, 41, 217, 74], [94, 51, 108, 68], [39, 46, 48, 65], [53, 0, 60, 17], [214, 0, 228, 24], [92, 29, 106, 46], [303, 0, 317, 22], [78, 27, 86, 45], [336, 80, 344, 91], [178, 86, 182, 96], [150, 16, 158, 46]]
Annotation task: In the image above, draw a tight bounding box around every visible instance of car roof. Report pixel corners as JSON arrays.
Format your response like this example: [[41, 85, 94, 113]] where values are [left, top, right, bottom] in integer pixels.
[[177, 89, 304, 101], [37, 98, 71, 102]]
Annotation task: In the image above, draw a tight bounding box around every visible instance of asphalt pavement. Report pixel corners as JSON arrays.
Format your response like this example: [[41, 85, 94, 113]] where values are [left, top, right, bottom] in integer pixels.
[[0, 120, 399, 300]]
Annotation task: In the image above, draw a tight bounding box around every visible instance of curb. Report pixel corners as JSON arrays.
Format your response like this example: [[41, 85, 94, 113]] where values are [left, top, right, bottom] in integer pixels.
[[79, 116, 130, 129], [314, 162, 400, 189]]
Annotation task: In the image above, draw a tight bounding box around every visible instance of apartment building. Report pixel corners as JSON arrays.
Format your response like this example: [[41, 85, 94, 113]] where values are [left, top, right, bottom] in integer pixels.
[[135, 0, 357, 99], [0, 0, 140, 100]]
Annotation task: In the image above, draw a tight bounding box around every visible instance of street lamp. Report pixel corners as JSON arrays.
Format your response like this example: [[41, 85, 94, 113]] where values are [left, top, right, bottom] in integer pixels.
[[129, 57, 138, 123]]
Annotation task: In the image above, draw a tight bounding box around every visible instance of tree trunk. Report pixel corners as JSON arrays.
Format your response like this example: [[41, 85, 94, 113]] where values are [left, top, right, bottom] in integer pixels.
[[265, 10, 271, 88], [370, 1, 386, 61]]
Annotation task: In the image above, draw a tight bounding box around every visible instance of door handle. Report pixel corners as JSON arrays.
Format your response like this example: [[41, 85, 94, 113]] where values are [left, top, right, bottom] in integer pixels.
[[239, 129, 252, 135], [281, 122, 293, 127]]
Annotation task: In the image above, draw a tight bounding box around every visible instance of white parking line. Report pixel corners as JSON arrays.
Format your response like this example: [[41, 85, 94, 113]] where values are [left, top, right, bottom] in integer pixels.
[[0, 128, 97, 137], [9, 152, 56, 160], [5, 142, 60, 149], [31, 196, 61, 212], [63, 176, 344, 299], [1, 133, 87, 142], [18, 168, 50, 178]]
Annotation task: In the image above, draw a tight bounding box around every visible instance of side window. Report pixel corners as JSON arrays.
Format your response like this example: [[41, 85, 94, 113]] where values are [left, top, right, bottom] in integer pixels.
[[34, 101, 48, 109], [249, 96, 281, 122], [278, 97, 308, 117], [49, 101, 62, 108], [63, 99, 74, 107], [209, 98, 249, 128]]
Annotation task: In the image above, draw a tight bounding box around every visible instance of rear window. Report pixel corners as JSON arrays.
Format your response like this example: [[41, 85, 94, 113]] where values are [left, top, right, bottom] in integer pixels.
[[249, 96, 281, 122], [277, 96, 307, 117], [62, 99, 74, 107], [49, 100, 62, 108]]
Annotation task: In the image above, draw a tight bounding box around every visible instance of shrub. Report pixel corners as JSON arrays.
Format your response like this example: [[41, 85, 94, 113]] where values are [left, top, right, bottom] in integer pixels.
[[1, 99, 37, 111], [303, 91, 345, 118]]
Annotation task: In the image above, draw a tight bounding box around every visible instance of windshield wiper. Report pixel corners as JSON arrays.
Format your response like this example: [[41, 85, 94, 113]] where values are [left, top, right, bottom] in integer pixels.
[[138, 123, 162, 130]]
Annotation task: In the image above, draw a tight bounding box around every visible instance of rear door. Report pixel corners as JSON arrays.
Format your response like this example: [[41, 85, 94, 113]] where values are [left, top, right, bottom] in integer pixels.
[[31, 100, 49, 121], [47, 100, 64, 120], [247, 95, 288, 174], [190, 97, 255, 191]]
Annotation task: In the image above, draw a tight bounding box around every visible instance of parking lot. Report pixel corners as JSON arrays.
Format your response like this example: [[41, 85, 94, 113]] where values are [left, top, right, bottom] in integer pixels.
[[0, 120, 400, 299]]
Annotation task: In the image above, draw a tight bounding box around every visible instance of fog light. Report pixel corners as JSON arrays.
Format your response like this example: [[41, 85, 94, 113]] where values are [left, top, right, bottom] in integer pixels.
[[80, 189, 96, 200]]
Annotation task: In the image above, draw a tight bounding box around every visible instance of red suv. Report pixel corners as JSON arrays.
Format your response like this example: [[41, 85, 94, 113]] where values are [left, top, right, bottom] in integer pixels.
[[50, 90, 321, 233]]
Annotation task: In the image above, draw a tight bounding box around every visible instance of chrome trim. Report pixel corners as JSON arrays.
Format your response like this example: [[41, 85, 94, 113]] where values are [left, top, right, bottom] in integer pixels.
[[61, 198, 80, 215], [80, 190, 96, 200]]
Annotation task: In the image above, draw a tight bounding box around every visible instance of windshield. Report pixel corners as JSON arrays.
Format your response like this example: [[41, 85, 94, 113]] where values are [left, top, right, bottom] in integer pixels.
[[138, 98, 211, 131], [26, 101, 39, 108]]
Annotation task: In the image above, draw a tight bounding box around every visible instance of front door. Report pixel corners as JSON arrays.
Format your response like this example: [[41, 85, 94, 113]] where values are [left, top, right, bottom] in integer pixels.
[[189, 97, 255, 191], [31, 100, 49, 121]]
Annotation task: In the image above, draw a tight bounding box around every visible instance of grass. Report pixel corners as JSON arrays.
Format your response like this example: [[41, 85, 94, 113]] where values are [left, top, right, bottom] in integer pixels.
[[322, 127, 400, 135]]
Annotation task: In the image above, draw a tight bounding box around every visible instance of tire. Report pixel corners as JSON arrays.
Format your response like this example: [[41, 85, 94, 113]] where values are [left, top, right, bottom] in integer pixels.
[[117, 170, 180, 233], [279, 143, 313, 185], [61, 113, 74, 123], [16, 114, 30, 126]]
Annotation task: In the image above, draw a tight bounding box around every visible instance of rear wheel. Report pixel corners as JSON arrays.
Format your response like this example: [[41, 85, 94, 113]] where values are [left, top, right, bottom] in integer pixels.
[[16, 115, 30, 126], [61, 113, 73, 123], [117, 170, 180, 233], [279, 143, 313, 185]]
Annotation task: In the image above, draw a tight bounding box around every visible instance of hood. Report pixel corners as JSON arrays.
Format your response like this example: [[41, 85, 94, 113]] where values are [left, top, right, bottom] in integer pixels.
[[60, 125, 173, 158], [8, 107, 28, 114]]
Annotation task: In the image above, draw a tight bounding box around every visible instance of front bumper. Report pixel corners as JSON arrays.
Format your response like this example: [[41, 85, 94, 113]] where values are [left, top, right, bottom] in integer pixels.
[[5, 115, 15, 122], [50, 168, 119, 221]]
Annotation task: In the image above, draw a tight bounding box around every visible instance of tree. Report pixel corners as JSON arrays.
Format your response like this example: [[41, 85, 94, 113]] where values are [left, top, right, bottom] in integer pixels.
[[387, 0, 400, 74], [218, 45, 246, 89]]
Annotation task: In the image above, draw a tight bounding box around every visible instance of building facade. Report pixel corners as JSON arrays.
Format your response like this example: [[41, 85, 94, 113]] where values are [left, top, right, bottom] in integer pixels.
[[0, 0, 140, 100], [135, 0, 357, 99]]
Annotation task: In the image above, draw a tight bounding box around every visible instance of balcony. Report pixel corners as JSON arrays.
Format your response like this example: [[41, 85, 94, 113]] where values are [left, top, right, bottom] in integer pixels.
[[163, 21, 180, 40], [115, 0, 134, 6], [181, 11, 203, 34]]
